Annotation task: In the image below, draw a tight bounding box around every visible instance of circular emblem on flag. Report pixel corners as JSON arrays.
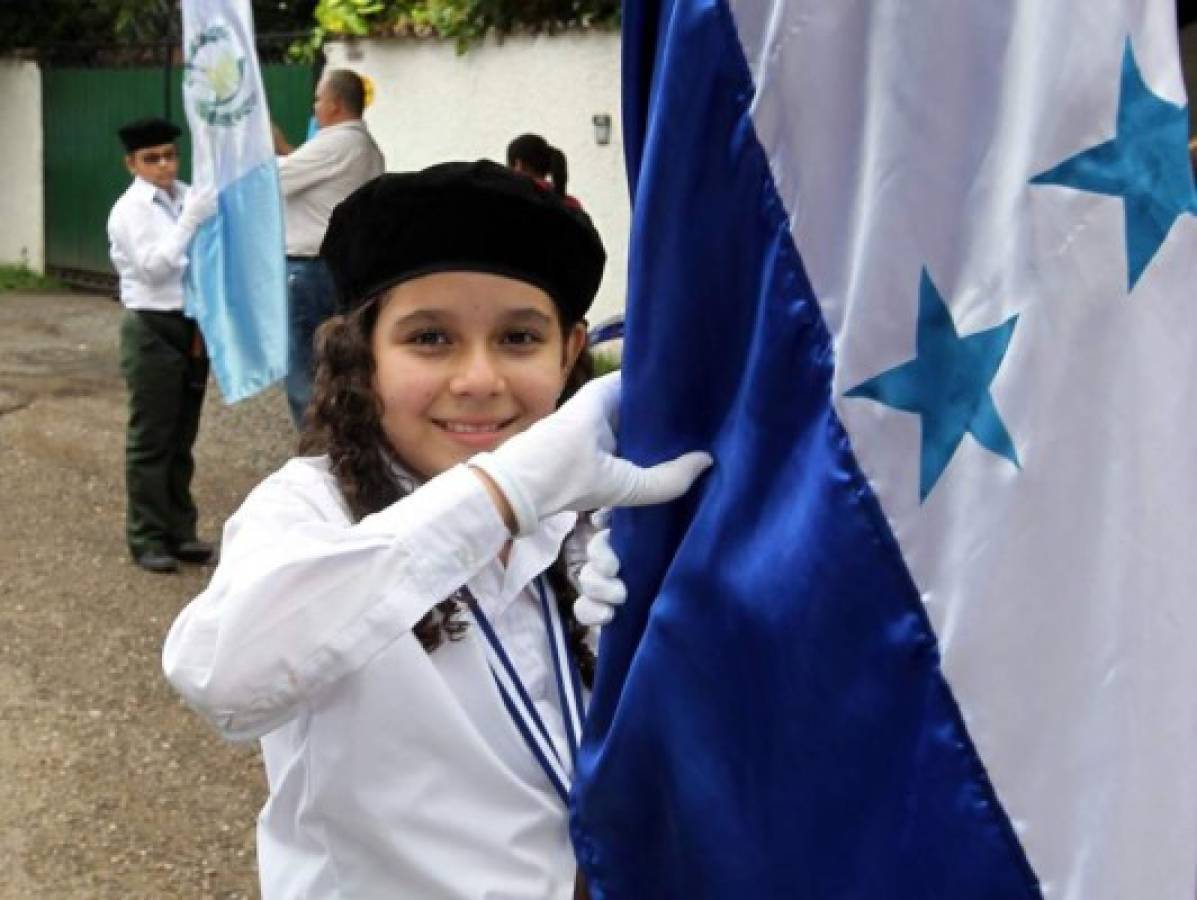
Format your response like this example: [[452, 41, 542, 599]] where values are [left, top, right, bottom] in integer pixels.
[[184, 24, 256, 127]]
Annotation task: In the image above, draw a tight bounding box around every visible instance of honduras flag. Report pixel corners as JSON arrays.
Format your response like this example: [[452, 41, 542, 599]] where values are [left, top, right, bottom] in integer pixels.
[[180, 0, 287, 402], [571, 1, 1197, 897]]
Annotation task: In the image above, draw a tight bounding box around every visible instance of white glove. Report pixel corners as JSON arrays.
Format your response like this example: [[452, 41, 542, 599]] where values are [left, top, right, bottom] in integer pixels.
[[178, 186, 218, 234], [470, 372, 712, 536], [573, 510, 627, 626]]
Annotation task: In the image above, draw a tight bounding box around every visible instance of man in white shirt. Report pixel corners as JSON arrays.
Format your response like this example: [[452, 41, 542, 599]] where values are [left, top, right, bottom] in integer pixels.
[[108, 118, 216, 574], [273, 68, 385, 427]]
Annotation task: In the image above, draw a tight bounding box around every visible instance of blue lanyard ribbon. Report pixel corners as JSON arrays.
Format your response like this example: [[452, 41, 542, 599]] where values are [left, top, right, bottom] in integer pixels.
[[466, 578, 585, 804]]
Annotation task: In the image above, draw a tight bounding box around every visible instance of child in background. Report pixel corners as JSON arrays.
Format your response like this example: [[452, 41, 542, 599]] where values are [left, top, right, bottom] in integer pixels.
[[163, 160, 709, 899], [507, 133, 583, 210], [108, 117, 216, 574]]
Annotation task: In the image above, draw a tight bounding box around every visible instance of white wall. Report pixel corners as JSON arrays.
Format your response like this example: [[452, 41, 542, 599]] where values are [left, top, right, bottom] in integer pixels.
[[0, 60, 44, 273], [325, 32, 629, 322]]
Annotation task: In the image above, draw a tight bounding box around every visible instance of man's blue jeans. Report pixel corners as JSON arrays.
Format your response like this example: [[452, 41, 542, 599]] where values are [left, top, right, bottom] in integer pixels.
[[284, 257, 337, 428]]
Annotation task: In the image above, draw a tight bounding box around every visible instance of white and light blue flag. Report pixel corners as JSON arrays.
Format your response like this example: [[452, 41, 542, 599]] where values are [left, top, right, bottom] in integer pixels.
[[181, 0, 287, 402], [572, 1, 1197, 897]]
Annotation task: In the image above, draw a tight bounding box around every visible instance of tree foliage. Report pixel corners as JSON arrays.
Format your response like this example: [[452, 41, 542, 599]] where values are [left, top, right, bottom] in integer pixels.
[[0, 0, 317, 59], [291, 0, 619, 59], [0, 0, 616, 63]]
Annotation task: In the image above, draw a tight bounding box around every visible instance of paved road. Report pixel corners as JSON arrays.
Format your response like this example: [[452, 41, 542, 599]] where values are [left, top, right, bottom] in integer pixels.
[[0, 291, 295, 898]]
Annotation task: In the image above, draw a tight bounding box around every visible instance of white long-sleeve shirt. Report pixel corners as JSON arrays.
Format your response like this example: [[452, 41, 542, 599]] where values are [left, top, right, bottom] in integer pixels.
[[107, 177, 194, 312], [163, 457, 584, 899], [278, 120, 384, 256]]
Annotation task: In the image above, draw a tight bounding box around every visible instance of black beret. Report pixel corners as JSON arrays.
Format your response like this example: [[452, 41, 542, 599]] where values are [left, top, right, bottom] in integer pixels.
[[319, 160, 606, 324], [118, 117, 181, 153]]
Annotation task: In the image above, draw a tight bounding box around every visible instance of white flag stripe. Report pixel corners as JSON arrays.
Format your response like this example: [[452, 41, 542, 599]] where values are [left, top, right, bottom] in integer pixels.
[[183, 0, 275, 191], [731, 2, 1197, 897]]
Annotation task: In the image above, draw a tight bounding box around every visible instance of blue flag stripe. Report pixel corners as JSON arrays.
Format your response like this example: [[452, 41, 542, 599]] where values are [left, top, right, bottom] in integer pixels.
[[184, 160, 288, 402], [570, 1, 1041, 896]]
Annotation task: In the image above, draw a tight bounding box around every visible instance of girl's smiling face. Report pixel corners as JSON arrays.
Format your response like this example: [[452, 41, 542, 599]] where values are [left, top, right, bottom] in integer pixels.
[[371, 271, 587, 481]]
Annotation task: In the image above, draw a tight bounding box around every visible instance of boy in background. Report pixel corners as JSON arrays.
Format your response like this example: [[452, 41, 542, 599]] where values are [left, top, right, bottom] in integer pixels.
[[108, 117, 215, 574]]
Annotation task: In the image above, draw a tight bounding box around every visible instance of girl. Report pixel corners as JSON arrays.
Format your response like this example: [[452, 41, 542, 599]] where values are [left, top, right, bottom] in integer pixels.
[[506, 133, 582, 210], [162, 160, 709, 899]]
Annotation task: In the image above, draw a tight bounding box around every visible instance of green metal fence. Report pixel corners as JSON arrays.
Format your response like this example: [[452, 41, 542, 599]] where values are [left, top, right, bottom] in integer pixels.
[[43, 63, 313, 283]]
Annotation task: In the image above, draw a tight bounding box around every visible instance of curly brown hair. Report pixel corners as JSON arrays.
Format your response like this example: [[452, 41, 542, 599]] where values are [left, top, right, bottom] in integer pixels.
[[298, 295, 596, 686]]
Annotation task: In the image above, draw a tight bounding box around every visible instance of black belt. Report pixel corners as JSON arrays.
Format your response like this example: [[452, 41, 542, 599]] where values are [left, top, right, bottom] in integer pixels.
[[286, 254, 320, 262]]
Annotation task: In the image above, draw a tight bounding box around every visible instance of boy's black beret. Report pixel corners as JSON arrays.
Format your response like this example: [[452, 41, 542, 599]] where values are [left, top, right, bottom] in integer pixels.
[[320, 160, 606, 324], [118, 118, 181, 153]]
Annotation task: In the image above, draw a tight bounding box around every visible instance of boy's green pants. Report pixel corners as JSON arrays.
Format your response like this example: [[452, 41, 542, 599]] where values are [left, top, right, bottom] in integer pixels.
[[118, 309, 208, 558]]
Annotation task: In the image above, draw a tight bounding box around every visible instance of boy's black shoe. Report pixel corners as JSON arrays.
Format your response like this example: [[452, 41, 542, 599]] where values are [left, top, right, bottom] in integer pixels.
[[175, 540, 216, 565], [134, 551, 180, 574]]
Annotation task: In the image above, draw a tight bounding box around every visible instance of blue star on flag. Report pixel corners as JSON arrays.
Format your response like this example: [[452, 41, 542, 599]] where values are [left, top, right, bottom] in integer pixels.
[[1030, 38, 1197, 290], [846, 269, 1020, 502]]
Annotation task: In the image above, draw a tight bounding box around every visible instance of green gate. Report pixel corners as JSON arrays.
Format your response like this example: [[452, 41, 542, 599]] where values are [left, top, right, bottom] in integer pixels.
[[43, 62, 313, 285]]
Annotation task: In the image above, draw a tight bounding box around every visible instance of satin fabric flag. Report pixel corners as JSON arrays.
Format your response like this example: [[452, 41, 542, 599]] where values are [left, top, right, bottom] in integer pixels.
[[181, 0, 287, 402], [570, 1, 1197, 898]]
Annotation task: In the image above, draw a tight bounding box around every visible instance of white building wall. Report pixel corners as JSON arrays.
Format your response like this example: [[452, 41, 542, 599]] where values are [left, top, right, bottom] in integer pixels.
[[324, 32, 629, 322], [0, 60, 44, 273]]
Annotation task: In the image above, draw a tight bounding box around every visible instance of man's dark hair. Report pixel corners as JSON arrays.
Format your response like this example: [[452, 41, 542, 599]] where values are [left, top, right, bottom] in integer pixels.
[[323, 69, 366, 117]]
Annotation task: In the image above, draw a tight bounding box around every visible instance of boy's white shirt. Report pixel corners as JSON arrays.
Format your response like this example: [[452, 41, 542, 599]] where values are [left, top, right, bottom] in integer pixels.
[[163, 456, 582, 899], [107, 176, 192, 312]]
